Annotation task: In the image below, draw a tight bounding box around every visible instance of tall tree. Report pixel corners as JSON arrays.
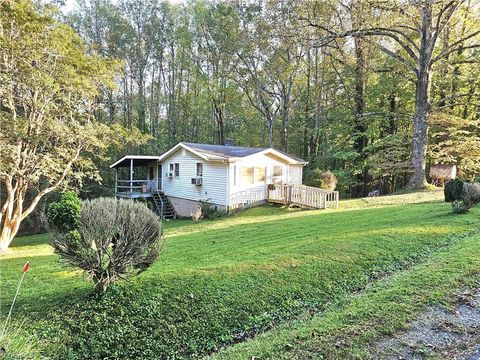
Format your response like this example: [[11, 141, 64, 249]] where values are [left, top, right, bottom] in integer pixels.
[[0, 0, 143, 251], [303, 0, 480, 187]]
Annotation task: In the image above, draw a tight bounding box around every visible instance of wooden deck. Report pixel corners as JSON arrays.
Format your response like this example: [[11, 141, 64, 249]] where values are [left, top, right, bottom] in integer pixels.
[[267, 184, 339, 209]]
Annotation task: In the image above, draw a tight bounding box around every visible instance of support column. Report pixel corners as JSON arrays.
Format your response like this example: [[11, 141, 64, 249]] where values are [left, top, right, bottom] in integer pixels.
[[115, 169, 118, 197], [130, 159, 133, 193]]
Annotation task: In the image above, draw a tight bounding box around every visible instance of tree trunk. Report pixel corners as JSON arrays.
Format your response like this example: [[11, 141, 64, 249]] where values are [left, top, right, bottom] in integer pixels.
[[409, 5, 434, 188]]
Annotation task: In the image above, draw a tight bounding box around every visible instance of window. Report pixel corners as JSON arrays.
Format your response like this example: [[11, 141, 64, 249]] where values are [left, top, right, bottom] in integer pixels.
[[273, 166, 283, 184], [169, 163, 180, 177], [196, 163, 203, 177], [241, 167, 254, 185], [254, 167, 266, 184]]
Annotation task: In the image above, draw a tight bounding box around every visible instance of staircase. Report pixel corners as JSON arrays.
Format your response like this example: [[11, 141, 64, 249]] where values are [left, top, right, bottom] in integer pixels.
[[152, 191, 176, 219]]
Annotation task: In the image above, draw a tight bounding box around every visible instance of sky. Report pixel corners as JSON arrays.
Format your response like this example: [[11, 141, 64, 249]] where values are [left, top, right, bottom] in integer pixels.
[[61, 0, 183, 13]]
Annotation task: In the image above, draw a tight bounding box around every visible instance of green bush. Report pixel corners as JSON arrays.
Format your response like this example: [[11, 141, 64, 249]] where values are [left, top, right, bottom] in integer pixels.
[[46, 191, 81, 233], [444, 179, 464, 202], [199, 199, 226, 220], [304, 168, 323, 188], [48, 197, 163, 292], [447, 182, 480, 214]]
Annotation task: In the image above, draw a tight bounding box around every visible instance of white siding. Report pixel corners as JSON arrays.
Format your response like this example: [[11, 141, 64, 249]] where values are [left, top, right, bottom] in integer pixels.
[[160, 148, 228, 206], [288, 164, 303, 185]]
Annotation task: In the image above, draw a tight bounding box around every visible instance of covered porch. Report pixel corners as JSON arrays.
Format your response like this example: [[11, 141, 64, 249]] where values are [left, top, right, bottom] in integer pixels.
[[110, 155, 162, 198]]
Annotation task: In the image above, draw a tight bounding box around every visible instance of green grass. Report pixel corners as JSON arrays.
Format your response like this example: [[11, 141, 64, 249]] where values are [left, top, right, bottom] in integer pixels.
[[1, 190, 478, 359]]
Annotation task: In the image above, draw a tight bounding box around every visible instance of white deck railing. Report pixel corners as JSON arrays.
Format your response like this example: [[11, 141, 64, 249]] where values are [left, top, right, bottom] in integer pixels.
[[230, 185, 268, 209], [267, 184, 339, 209], [115, 179, 153, 195], [229, 184, 339, 210]]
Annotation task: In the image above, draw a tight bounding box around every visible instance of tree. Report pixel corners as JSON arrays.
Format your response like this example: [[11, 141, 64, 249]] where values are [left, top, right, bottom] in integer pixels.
[[302, 0, 480, 187], [0, 0, 143, 252]]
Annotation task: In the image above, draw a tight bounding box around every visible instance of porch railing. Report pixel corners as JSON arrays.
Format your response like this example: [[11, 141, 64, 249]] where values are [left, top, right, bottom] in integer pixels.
[[267, 184, 339, 209], [229, 184, 339, 210], [230, 185, 268, 209], [115, 180, 153, 194]]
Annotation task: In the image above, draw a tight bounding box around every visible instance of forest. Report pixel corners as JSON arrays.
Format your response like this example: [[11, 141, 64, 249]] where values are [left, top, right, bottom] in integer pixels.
[[56, 0, 480, 198]]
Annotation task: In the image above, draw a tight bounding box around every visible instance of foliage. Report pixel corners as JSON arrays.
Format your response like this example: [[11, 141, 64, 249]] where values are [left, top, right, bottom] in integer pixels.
[[48, 198, 163, 292], [429, 113, 480, 180], [462, 183, 480, 208], [320, 171, 338, 191], [304, 168, 323, 188], [198, 199, 226, 220], [446, 181, 480, 214], [0, 0, 148, 251], [2, 193, 478, 358], [46, 192, 81, 234], [304, 169, 337, 191], [444, 179, 464, 203]]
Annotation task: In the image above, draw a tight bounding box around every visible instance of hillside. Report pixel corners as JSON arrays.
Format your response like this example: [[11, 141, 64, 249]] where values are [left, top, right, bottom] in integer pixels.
[[1, 190, 480, 359]]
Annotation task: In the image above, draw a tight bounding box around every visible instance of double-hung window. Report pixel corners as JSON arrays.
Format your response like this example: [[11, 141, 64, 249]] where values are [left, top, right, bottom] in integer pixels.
[[196, 163, 203, 177], [169, 163, 180, 177]]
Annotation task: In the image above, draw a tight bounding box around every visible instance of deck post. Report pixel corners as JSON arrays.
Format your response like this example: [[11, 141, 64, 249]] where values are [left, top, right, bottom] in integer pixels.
[[129, 159, 133, 193], [115, 169, 118, 197]]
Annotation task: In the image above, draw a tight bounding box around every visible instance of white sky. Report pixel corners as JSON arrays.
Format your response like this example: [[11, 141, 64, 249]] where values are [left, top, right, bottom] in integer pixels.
[[61, 0, 183, 13]]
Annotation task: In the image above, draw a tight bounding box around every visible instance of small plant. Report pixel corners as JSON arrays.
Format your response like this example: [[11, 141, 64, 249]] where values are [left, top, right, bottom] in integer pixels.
[[198, 199, 226, 220], [48, 196, 163, 292]]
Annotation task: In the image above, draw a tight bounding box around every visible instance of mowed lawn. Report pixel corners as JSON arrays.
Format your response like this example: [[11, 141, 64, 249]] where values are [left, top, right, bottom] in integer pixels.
[[1, 191, 479, 359]]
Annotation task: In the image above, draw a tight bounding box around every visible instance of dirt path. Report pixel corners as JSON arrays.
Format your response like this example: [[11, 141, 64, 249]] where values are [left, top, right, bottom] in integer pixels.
[[373, 284, 480, 359]]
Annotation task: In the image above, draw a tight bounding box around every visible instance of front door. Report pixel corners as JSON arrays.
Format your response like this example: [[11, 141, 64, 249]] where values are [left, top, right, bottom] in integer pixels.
[[157, 165, 162, 191]]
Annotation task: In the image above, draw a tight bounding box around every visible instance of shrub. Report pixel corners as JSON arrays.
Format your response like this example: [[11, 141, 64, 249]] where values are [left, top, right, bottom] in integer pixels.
[[461, 182, 480, 209], [198, 199, 226, 220], [48, 197, 163, 292], [304, 168, 323, 188], [46, 191, 81, 233], [320, 170, 338, 191], [447, 182, 480, 214], [304, 169, 338, 191], [444, 179, 464, 202]]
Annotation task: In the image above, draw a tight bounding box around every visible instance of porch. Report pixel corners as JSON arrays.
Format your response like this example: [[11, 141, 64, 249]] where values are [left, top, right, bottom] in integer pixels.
[[110, 155, 163, 198], [230, 184, 339, 210]]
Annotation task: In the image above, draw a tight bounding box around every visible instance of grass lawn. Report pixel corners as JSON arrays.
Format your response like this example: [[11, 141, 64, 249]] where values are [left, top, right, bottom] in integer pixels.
[[1, 190, 479, 359]]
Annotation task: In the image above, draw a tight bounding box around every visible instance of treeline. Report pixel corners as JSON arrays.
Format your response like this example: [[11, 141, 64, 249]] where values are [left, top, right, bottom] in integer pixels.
[[65, 0, 480, 196]]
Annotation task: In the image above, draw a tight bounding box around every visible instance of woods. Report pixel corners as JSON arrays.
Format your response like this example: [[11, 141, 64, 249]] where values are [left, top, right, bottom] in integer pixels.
[[1, 0, 480, 249], [64, 0, 480, 196]]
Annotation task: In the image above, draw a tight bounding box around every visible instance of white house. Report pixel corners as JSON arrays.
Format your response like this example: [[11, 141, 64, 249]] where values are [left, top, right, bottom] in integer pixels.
[[110, 142, 310, 217]]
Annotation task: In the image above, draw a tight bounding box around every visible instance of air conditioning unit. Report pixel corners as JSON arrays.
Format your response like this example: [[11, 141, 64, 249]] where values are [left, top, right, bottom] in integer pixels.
[[191, 177, 202, 186], [168, 172, 174, 178]]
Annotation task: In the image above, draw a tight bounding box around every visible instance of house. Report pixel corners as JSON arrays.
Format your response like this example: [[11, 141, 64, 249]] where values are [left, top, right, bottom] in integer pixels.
[[110, 142, 338, 218]]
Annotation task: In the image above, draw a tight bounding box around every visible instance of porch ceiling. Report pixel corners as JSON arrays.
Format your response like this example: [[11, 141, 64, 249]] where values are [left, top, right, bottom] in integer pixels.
[[110, 155, 162, 169]]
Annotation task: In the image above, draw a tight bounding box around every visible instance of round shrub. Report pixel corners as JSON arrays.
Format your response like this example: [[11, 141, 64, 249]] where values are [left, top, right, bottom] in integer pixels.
[[46, 191, 81, 233], [49, 197, 163, 292], [444, 179, 464, 202], [320, 170, 338, 191]]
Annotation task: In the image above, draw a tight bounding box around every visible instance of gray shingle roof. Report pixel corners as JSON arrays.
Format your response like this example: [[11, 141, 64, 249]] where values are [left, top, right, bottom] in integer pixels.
[[183, 143, 307, 163]]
